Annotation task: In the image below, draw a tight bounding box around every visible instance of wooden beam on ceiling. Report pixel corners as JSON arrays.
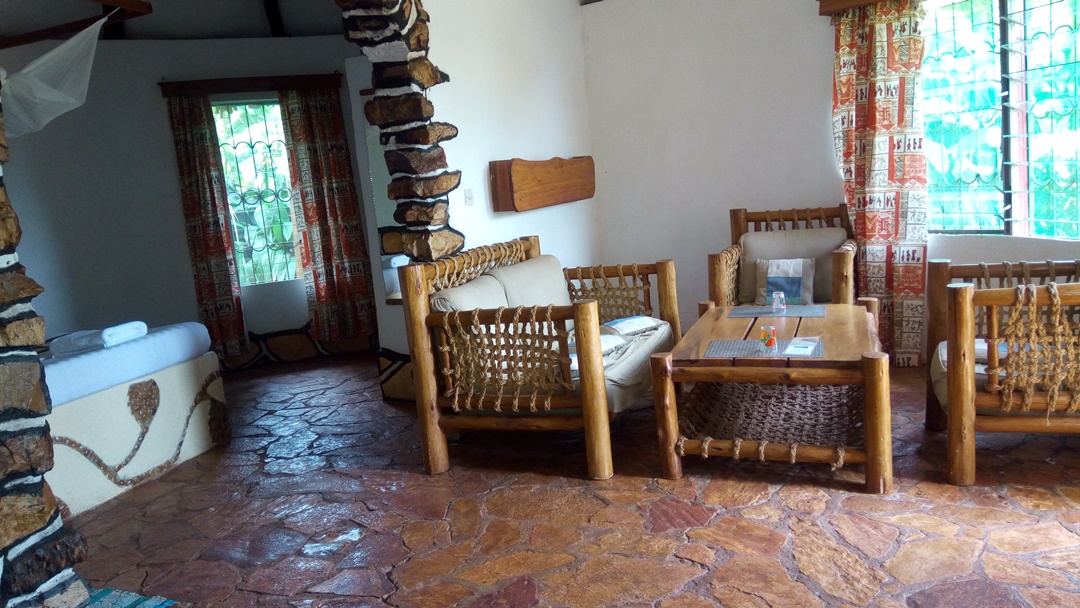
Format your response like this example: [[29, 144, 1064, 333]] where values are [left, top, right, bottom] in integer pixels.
[[581, 0, 604, 5], [159, 73, 342, 97], [818, 0, 878, 16], [0, 0, 152, 50], [263, 0, 287, 37], [86, 0, 152, 13]]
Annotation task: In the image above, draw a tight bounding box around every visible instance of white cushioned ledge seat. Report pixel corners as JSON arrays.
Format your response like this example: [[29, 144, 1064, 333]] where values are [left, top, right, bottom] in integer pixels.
[[929, 339, 1031, 415], [738, 227, 849, 304], [429, 254, 667, 413]]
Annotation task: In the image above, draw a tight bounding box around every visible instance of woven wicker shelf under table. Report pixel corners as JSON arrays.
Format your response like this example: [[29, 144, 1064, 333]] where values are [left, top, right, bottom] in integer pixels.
[[651, 302, 892, 494]]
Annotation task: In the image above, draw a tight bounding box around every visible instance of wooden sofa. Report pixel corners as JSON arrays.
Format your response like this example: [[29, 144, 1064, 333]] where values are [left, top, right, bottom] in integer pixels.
[[708, 205, 857, 307], [399, 236, 681, 480], [925, 259, 1080, 485]]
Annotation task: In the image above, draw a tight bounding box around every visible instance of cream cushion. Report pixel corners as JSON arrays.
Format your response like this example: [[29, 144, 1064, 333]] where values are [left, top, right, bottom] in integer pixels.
[[430, 275, 509, 312], [486, 255, 572, 308], [738, 227, 849, 304], [574, 321, 674, 413], [930, 340, 1016, 413]]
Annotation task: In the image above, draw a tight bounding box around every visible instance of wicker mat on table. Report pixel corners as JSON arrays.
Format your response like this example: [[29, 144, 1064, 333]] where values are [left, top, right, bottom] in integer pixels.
[[86, 588, 182, 607], [680, 381, 866, 450]]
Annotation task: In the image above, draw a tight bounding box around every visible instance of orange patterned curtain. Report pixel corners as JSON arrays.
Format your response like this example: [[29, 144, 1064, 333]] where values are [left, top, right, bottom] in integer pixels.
[[832, 0, 928, 367], [279, 87, 376, 343], [166, 95, 248, 356]]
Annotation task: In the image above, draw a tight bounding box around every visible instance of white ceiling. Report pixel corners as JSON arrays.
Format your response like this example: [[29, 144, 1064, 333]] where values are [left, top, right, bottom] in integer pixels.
[[0, 0, 345, 41]]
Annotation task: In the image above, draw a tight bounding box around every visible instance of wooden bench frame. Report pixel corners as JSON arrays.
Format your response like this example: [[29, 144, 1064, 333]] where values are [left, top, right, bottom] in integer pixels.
[[399, 236, 681, 480], [944, 281, 1080, 485], [924, 258, 1080, 432], [708, 205, 857, 307]]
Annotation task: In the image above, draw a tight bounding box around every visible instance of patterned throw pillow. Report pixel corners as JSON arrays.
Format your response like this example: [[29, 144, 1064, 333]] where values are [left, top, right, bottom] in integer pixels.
[[754, 258, 815, 305]]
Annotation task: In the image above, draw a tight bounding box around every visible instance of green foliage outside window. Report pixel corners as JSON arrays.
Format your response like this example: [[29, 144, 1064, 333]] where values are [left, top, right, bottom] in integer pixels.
[[922, 0, 1080, 239], [212, 103, 298, 286]]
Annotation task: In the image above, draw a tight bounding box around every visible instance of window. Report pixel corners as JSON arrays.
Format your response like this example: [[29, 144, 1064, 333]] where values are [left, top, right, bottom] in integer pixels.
[[922, 0, 1079, 239], [212, 102, 297, 285]]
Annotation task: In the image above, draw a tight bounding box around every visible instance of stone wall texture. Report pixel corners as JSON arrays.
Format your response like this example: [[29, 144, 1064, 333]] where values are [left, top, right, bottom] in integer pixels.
[[0, 84, 90, 608], [338, 0, 465, 262]]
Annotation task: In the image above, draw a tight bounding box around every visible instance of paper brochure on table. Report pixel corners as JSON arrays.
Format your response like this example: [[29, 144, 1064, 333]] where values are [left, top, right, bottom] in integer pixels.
[[784, 337, 820, 356]]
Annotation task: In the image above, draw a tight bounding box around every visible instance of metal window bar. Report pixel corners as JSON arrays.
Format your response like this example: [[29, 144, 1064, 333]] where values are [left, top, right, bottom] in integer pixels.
[[923, 0, 1079, 239], [212, 102, 297, 286]]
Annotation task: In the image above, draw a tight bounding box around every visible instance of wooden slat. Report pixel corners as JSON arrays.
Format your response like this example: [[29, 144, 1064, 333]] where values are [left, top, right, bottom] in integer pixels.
[[159, 73, 342, 97], [946, 259, 1080, 281], [88, 0, 152, 12], [489, 157, 596, 213], [818, 0, 877, 16], [671, 366, 864, 385], [564, 263, 660, 280], [975, 416, 1080, 433], [973, 392, 1080, 412], [795, 304, 873, 364], [679, 439, 867, 465], [969, 282, 1080, 306], [439, 415, 584, 431], [0, 10, 142, 50]]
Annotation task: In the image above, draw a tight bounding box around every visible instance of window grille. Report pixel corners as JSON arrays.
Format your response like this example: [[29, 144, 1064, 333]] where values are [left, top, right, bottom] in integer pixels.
[[922, 0, 1080, 239], [212, 103, 298, 285]]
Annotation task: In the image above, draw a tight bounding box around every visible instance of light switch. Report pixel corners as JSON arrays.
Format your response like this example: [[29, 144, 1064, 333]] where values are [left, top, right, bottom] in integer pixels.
[[464, 189, 474, 206]]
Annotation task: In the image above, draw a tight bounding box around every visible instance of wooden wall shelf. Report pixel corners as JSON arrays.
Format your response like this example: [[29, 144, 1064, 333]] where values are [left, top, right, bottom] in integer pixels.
[[489, 156, 596, 213]]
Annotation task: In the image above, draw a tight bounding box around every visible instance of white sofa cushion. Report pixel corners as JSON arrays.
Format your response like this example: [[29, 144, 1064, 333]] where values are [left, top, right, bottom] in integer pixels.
[[430, 275, 509, 312], [738, 227, 848, 304], [485, 255, 572, 308]]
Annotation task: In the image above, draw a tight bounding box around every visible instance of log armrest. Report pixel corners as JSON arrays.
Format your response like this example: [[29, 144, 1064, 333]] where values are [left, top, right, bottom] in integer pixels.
[[831, 239, 858, 305], [707, 244, 742, 308]]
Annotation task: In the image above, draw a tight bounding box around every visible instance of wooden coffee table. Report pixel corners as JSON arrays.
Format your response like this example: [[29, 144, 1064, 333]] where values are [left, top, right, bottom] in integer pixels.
[[650, 299, 892, 494]]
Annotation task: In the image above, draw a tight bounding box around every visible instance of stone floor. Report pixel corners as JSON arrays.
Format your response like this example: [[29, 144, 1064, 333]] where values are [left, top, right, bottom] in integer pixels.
[[68, 354, 1080, 607]]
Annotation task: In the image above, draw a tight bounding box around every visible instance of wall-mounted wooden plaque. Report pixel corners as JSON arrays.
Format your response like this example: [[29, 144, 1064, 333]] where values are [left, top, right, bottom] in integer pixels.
[[489, 156, 596, 212]]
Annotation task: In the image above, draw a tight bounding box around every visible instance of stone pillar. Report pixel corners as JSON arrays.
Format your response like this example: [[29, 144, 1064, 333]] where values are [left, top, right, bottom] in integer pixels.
[[339, 0, 466, 262], [0, 83, 90, 608]]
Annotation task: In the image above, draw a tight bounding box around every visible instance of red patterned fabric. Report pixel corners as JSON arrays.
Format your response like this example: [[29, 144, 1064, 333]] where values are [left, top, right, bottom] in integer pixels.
[[166, 95, 248, 357], [279, 88, 376, 343], [832, 0, 928, 367]]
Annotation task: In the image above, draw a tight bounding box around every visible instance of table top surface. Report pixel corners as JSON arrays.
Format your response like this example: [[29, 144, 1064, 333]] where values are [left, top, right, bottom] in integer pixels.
[[671, 304, 877, 369]]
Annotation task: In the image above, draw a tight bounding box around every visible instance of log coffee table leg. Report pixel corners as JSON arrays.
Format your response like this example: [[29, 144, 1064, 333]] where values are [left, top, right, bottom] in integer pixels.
[[651, 353, 682, 479], [862, 351, 892, 494]]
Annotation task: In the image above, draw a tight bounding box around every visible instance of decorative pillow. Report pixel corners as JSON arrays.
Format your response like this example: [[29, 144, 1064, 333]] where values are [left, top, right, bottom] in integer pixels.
[[754, 258, 815, 305], [602, 316, 665, 336]]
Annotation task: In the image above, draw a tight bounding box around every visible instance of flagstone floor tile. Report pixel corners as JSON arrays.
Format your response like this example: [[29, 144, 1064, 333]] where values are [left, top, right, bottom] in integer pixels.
[[66, 355, 1080, 606]]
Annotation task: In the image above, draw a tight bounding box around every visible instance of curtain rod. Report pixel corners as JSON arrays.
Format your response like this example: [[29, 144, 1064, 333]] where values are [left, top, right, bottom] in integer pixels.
[[818, 0, 879, 16], [159, 73, 342, 97]]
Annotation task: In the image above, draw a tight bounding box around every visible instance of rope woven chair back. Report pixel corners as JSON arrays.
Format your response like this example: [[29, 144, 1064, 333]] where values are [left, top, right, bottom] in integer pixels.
[[982, 283, 1080, 415], [427, 240, 531, 292], [954, 260, 1080, 338], [566, 265, 650, 324], [434, 305, 574, 413]]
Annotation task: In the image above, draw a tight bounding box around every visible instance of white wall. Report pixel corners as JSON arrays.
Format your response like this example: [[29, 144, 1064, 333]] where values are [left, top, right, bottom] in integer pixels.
[[353, 0, 600, 352], [581, 0, 845, 323], [929, 234, 1079, 264], [0, 36, 368, 338]]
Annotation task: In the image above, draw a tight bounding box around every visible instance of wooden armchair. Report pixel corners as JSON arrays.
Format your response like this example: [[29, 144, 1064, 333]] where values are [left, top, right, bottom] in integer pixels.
[[941, 279, 1080, 485], [399, 236, 681, 480], [708, 205, 857, 307], [925, 259, 1080, 432]]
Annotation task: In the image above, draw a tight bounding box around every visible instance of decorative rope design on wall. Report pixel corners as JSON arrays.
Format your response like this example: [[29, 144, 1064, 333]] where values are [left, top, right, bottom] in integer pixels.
[[52, 371, 224, 487], [566, 264, 648, 324], [437, 305, 572, 413], [985, 283, 1080, 416], [429, 240, 529, 291]]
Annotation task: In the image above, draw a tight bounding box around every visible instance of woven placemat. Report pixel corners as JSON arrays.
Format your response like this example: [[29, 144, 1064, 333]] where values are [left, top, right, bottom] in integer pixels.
[[727, 305, 827, 318], [705, 339, 824, 358]]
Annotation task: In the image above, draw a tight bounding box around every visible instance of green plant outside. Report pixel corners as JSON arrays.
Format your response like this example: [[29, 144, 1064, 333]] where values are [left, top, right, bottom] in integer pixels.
[[212, 102, 298, 286]]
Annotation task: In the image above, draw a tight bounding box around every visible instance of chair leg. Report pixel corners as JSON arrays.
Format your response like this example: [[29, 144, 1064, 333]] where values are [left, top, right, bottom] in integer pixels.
[[417, 397, 450, 475], [582, 405, 613, 480], [925, 386, 948, 432]]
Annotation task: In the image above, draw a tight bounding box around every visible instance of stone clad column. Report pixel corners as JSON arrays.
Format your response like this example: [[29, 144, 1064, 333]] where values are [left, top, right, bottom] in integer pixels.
[[0, 82, 90, 608], [339, 0, 466, 262]]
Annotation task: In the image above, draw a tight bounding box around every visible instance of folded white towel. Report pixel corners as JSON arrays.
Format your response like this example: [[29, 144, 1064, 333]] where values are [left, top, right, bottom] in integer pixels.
[[49, 321, 148, 358]]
